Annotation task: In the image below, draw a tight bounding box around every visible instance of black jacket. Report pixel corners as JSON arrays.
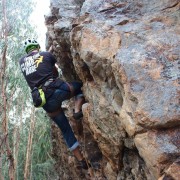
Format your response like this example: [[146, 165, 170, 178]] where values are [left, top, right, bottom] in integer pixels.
[[19, 51, 57, 90]]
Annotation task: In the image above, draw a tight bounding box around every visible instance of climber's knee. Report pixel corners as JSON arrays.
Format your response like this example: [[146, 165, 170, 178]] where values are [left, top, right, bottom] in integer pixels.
[[47, 108, 63, 118]]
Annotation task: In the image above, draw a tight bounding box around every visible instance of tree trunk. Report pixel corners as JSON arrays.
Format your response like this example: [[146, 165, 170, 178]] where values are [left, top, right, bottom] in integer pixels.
[[24, 107, 36, 180], [13, 99, 24, 179], [0, 0, 15, 179], [0, 151, 4, 180]]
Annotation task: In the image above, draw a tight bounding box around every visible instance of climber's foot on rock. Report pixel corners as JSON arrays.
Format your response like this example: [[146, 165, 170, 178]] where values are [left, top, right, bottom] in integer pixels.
[[77, 159, 91, 170], [73, 110, 83, 121], [90, 161, 101, 170]]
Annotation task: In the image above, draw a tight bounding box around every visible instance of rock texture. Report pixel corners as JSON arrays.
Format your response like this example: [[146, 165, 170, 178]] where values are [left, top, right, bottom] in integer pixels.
[[45, 0, 180, 179]]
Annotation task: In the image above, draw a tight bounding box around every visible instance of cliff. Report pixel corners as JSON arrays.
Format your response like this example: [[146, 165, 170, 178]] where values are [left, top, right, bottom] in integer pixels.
[[45, 0, 180, 179]]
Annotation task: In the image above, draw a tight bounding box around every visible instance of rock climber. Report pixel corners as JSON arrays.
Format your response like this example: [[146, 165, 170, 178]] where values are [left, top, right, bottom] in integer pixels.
[[19, 38, 90, 169]]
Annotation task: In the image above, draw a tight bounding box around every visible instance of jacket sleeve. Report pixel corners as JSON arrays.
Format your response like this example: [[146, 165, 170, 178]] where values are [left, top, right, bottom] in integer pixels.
[[46, 51, 57, 65], [52, 66, 59, 78]]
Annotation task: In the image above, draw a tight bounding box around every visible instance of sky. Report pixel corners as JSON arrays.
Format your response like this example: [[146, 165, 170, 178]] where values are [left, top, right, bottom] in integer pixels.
[[29, 0, 50, 50]]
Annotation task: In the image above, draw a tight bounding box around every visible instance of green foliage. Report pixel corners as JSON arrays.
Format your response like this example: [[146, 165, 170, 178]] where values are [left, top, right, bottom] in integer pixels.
[[1, 0, 57, 179], [31, 110, 57, 179], [10, 110, 57, 180]]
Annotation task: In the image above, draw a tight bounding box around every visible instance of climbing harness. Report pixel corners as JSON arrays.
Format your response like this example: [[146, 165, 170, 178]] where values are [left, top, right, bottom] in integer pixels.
[[31, 87, 46, 107], [31, 78, 64, 108], [31, 78, 55, 108]]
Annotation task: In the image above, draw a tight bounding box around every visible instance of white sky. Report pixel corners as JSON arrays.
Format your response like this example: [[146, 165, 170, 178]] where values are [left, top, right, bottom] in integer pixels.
[[29, 0, 50, 51]]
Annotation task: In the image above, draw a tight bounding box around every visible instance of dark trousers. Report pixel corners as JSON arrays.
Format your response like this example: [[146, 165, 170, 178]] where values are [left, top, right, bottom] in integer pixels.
[[43, 81, 83, 151]]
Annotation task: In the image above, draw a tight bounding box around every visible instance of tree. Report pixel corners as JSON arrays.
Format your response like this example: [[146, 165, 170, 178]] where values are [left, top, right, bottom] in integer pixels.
[[0, 0, 35, 179], [1, 0, 15, 179], [0, 0, 57, 179], [24, 107, 36, 180]]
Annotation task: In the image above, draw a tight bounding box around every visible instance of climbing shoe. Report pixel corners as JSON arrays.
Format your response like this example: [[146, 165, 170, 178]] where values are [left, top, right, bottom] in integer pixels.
[[90, 161, 101, 170], [78, 159, 91, 170], [73, 110, 83, 121]]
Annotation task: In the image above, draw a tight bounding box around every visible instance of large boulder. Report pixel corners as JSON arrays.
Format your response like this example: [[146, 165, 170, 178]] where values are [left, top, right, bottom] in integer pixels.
[[45, 0, 180, 179]]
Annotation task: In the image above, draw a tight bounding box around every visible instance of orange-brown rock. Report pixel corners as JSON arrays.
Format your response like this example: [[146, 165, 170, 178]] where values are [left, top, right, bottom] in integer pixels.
[[45, 0, 180, 179]]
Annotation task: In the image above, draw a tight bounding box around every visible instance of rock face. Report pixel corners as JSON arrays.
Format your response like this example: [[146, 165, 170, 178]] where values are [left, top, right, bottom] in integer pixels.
[[45, 0, 180, 179]]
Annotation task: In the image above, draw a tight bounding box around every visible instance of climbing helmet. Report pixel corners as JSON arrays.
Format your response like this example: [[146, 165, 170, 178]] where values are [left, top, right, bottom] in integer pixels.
[[24, 38, 40, 53]]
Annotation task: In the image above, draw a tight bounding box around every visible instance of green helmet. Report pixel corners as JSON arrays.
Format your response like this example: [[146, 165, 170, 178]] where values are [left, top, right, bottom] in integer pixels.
[[24, 38, 40, 53]]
